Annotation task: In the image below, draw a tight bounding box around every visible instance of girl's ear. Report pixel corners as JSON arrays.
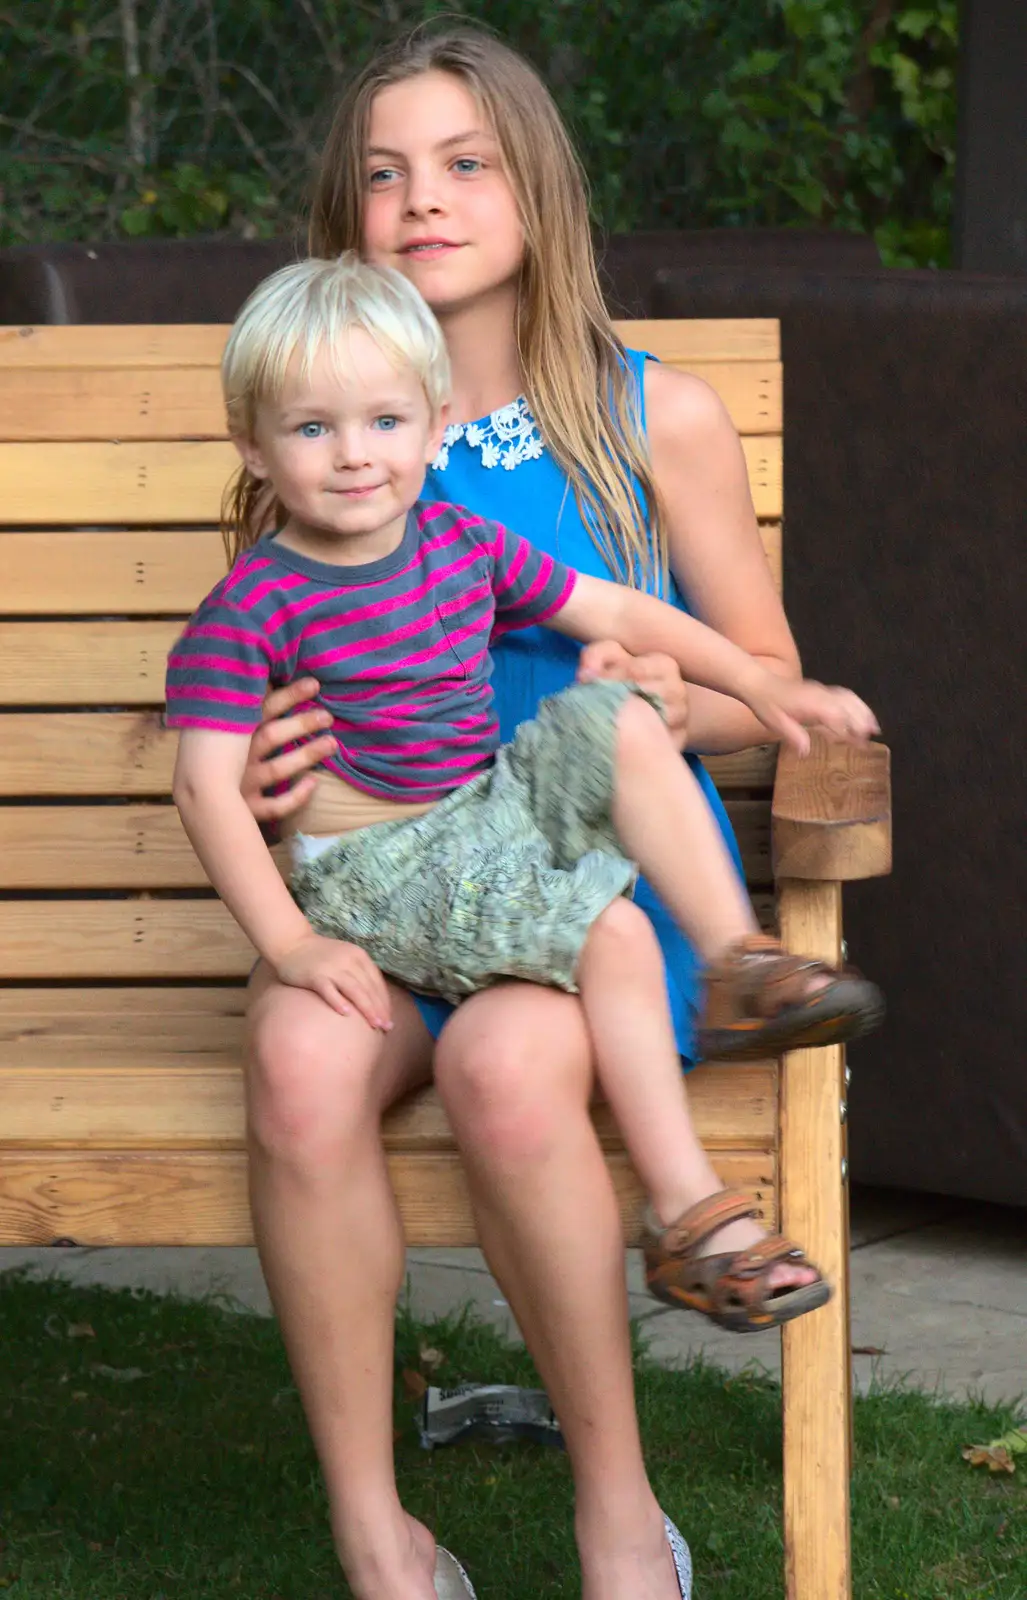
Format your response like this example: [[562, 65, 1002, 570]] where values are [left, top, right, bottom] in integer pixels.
[[232, 431, 271, 480], [425, 400, 452, 465]]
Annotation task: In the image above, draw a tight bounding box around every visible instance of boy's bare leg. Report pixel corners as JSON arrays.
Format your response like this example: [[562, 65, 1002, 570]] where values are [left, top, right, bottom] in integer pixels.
[[576, 899, 816, 1287]]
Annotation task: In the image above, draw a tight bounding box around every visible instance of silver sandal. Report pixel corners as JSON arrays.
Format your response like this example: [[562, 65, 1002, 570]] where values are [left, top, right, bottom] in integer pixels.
[[434, 1546, 477, 1598], [664, 1514, 693, 1598]]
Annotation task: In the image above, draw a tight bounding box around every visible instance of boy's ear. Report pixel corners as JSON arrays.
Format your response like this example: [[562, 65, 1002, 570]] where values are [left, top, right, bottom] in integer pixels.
[[425, 400, 451, 464], [231, 431, 271, 480]]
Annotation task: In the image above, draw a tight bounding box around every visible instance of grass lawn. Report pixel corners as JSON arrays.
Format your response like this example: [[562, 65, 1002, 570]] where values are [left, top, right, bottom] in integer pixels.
[[0, 1271, 1023, 1598]]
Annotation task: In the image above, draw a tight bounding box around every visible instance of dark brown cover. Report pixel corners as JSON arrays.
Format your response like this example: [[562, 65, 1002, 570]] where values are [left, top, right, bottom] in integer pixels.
[[653, 266, 1027, 1207]]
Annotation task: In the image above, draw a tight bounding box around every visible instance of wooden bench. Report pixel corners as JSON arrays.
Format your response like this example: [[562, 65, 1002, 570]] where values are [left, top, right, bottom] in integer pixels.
[[0, 317, 890, 1600]]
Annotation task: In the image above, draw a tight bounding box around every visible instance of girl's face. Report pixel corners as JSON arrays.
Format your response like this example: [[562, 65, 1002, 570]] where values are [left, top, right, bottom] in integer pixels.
[[363, 71, 525, 317]]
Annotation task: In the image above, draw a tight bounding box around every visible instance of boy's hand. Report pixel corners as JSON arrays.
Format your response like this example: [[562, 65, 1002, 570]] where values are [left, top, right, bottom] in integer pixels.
[[745, 675, 880, 756], [274, 932, 393, 1030]]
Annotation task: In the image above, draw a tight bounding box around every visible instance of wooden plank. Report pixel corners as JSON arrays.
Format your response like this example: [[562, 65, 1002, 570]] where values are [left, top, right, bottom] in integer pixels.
[[0, 367, 226, 442], [0, 805, 208, 888], [0, 440, 238, 525], [2, 530, 224, 613], [1, 320, 779, 369], [0, 360, 781, 441], [0, 436, 782, 524], [0, 1060, 776, 1151], [0, 901, 253, 979], [778, 880, 852, 1600], [0, 1147, 776, 1247], [0, 714, 777, 796], [0, 799, 770, 889], [773, 736, 891, 882], [0, 522, 779, 613], [0, 986, 246, 1061], [0, 621, 182, 705], [0, 713, 176, 793]]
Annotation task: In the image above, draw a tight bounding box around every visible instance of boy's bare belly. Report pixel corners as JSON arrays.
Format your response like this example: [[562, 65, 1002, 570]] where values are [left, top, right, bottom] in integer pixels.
[[280, 768, 436, 841]]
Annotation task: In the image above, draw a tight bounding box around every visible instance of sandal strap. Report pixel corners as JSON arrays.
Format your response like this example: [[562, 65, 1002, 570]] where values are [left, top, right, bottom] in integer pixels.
[[645, 1188, 760, 1257], [718, 1233, 809, 1278], [705, 935, 839, 1021]]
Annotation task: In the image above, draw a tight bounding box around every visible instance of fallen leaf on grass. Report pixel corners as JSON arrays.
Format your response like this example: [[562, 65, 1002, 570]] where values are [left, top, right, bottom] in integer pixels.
[[962, 1426, 1027, 1473], [418, 1344, 445, 1374], [88, 1364, 146, 1383], [67, 1322, 96, 1339], [402, 1369, 428, 1399], [851, 1344, 887, 1356]]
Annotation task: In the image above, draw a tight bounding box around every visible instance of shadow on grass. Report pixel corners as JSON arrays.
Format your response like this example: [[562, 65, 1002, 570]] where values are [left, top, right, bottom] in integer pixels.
[[0, 1270, 1023, 1598]]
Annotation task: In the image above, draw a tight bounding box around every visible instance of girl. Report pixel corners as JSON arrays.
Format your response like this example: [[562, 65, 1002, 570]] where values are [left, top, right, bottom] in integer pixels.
[[231, 28, 853, 1600]]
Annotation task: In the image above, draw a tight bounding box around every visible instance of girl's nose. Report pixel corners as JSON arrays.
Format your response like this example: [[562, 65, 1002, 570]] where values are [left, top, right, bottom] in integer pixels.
[[403, 162, 444, 219]]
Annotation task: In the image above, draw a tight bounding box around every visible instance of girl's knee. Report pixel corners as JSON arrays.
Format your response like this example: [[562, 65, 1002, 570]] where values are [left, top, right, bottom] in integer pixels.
[[434, 991, 593, 1163], [246, 987, 382, 1159]]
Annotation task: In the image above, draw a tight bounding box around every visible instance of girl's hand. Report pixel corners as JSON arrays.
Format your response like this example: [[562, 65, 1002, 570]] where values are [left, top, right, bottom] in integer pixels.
[[240, 677, 338, 824], [274, 931, 393, 1031], [746, 675, 880, 757], [577, 640, 690, 750]]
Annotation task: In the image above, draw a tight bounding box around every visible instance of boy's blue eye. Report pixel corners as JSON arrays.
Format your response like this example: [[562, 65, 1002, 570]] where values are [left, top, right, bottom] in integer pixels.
[[298, 421, 326, 438], [374, 415, 399, 431]]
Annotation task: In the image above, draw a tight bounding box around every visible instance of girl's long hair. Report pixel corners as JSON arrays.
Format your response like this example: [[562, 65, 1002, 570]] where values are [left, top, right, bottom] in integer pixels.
[[310, 26, 667, 589]]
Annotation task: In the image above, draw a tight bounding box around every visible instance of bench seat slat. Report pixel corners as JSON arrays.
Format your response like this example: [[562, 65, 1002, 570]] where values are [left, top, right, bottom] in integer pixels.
[[0, 525, 783, 612], [0, 439, 784, 524], [0, 799, 771, 888], [0, 1062, 777, 1151], [0, 893, 776, 978], [0, 320, 781, 369], [0, 360, 781, 441], [0, 1147, 777, 1247], [0, 712, 779, 794]]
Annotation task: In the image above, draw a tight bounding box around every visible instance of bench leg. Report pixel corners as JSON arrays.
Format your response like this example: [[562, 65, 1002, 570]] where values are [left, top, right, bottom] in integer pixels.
[[778, 881, 853, 1600]]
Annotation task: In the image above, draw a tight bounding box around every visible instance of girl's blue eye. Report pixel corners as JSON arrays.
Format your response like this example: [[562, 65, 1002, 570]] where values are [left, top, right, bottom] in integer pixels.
[[298, 421, 326, 438], [453, 157, 481, 174], [369, 167, 398, 186]]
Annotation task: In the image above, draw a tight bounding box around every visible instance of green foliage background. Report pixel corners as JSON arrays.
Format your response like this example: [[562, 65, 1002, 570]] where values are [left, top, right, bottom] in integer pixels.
[[2, 0, 958, 265]]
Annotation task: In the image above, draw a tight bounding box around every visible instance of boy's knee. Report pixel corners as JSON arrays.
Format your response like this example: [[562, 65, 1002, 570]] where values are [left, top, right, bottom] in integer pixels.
[[615, 689, 669, 764], [586, 895, 660, 964]]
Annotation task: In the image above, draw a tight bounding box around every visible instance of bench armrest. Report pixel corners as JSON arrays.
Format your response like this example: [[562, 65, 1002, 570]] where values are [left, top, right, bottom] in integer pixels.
[[771, 735, 891, 882]]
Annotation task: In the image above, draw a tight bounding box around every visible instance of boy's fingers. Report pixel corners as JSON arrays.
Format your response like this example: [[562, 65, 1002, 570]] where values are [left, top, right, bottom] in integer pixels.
[[248, 773, 319, 823], [577, 640, 631, 682]]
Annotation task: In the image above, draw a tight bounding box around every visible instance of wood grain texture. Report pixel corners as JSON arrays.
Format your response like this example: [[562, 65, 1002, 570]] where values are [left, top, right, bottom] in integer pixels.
[[2, 529, 225, 613], [0, 621, 182, 704], [778, 881, 852, 1600], [0, 901, 252, 979], [773, 737, 892, 881], [1, 319, 779, 368], [0, 1060, 777, 1151], [0, 1148, 776, 1247], [0, 713, 777, 796], [0, 522, 781, 612], [0, 798, 769, 889], [0, 435, 781, 524], [0, 360, 780, 440]]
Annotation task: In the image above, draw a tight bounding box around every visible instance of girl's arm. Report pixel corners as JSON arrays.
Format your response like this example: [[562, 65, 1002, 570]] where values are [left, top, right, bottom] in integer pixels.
[[644, 363, 802, 754], [550, 573, 877, 753], [172, 729, 391, 1026]]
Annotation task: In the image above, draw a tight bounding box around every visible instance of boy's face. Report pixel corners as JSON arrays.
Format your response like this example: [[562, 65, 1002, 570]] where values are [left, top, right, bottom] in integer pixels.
[[237, 329, 448, 562]]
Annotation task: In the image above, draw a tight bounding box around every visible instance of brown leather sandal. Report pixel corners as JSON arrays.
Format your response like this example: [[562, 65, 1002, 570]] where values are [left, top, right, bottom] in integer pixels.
[[643, 1189, 831, 1333], [697, 933, 884, 1062]]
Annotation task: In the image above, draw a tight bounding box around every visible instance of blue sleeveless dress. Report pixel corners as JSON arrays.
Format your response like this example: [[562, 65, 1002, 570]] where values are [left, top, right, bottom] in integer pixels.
[[419, 348, 745, 1066]]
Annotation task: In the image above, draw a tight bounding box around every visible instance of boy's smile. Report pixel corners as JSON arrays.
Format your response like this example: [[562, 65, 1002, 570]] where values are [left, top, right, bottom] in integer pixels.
[[236, 329, 448, 566]]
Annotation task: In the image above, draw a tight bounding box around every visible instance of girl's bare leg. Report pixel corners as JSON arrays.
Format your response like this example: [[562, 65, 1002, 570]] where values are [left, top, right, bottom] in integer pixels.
[[434, 983, 681, 1600], [245, 963, 436, 1600]]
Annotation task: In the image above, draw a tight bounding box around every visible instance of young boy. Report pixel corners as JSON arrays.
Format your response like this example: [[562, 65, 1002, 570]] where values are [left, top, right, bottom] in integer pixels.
[[167, 254, 882, 1330]]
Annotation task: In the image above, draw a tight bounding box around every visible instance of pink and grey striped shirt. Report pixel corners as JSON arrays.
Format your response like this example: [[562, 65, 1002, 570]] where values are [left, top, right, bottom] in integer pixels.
[[165, 499, 577, 802]]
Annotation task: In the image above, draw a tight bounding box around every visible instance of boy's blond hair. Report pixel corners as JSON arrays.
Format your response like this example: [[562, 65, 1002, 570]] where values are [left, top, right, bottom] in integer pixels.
[[221, 253, 451, 562]]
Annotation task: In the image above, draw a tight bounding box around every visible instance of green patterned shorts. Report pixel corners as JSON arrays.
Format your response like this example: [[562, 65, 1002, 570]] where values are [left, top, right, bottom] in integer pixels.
[[291, 679, 656, 1004]]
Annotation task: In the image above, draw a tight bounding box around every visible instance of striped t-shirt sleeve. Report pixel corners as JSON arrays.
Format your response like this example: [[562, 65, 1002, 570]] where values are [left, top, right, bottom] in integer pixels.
[[489, 522, 577, 639], [165, 596, 272, 734]]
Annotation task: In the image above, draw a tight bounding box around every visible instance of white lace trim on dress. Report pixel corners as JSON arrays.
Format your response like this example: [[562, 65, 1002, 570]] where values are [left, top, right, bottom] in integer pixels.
[[432, 396, 544, 473]]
